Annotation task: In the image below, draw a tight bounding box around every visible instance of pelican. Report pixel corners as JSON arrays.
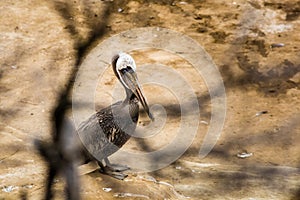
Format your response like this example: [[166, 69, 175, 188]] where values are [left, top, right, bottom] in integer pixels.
[[77, 52, 153, 179]]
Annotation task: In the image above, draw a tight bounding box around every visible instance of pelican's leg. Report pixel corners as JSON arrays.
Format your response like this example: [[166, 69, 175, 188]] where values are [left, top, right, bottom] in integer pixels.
[[97, 159, 128, 180], [97, 160, 106, 173]]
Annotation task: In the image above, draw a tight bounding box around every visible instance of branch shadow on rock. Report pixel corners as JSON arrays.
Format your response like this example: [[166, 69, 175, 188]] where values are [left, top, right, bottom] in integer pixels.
[[34, 1, 111, 199]]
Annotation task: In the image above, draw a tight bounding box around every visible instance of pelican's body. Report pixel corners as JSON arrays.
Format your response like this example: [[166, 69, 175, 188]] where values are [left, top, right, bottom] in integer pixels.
[[77, 53, 153, 179], [78, 96, 139, 161]]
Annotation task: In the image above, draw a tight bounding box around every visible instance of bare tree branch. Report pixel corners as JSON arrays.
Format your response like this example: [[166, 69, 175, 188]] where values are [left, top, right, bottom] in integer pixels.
[[34, 2, 111, 199]]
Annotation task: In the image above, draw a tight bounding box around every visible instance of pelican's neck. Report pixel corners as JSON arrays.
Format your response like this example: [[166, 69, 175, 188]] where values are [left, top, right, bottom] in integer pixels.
[[123, 88, 137, 104], [122, 87, 139, 123]]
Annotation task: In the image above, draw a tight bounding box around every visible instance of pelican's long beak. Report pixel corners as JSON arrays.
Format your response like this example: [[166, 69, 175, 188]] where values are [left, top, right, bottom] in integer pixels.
[[120, 69, 154, 121]]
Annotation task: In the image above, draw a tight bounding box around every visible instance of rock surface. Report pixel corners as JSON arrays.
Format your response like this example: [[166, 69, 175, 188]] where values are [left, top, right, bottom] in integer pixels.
[[0, 0, 299, 199]]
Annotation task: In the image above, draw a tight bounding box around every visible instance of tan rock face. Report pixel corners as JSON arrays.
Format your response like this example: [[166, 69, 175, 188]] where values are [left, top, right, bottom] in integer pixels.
[[0, 0, 299, 199]]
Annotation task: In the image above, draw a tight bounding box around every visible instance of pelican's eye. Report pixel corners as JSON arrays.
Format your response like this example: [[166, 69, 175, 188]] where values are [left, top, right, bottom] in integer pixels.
[[120, 66, 133, 74]]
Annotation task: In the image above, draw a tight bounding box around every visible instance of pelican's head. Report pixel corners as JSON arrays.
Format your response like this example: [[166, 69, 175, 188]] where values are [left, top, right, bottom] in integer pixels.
[[112, 52, 154, 121]]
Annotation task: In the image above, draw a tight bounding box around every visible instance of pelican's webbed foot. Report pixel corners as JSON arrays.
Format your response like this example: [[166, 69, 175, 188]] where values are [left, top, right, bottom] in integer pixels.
[[97, 158, 130, 180], [104, 158, 130, 172]]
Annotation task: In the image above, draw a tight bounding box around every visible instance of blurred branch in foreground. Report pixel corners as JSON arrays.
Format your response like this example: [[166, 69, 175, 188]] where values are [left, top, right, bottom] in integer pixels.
[[34, 1, 111, 199]]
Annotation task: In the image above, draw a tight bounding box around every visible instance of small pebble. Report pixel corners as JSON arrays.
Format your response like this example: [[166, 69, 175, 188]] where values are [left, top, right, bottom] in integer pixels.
[[22, 184, 34, 189], [53, 179, 59, 183], [11, 65, 17, 69], [114, 193, 150, 199], [200, 120, 209, 125], [2, 186, 18, 193], [117, 8, 123, 13], [175, 166, 182, 170], [255, 110, 268, 116], [270, 43, 285, 48], [179, 1, 187, 5], [237, 152, 253, 159], [103, 187, 112, 192]]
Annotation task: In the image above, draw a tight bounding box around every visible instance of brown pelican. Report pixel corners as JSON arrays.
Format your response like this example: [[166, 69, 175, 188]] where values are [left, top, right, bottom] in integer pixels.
[[77, 52, 153, 179]]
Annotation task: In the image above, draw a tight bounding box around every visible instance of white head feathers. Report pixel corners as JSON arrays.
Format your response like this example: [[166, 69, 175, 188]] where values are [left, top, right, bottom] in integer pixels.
[[116, 52, 136, 71]]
